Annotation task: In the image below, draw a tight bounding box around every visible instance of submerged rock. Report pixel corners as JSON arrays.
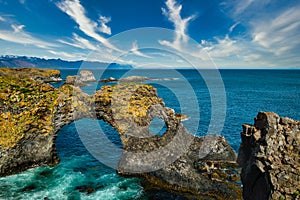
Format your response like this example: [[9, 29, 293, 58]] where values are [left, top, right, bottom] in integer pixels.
[[238, 112, 300, 200]]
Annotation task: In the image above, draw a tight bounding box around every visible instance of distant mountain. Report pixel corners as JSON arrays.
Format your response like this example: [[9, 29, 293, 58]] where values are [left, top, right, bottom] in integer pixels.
[[0, 55, 133, 69]]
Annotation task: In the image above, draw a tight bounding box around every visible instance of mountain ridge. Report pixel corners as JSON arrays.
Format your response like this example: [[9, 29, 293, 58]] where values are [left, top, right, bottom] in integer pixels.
[[0, 55, 133, 69]]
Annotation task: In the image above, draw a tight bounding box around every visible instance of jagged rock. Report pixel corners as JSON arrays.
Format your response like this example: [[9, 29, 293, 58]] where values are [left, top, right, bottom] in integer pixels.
[[116, 103, 241, 199], [238, 112, 300, 200]]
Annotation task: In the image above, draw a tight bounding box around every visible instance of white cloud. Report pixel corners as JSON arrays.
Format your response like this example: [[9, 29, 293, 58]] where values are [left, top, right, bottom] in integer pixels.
[[233, 0, 255, 16], [159, 0, 195, 50], [0, 16, 6, 22], [229, 22, 239, 33], [11, 24, 25, 33], [19, 0, 25, 4], [56, 0, 119, 51], [98, 15, 111, 35], [58, 33, 98, 51], [0, 24, 58, 48], [202, 35, 241, 58], [251, 6, 300, 56], [243, 53, 261, 62], [130, 41, 151, 58], [48, 50, 81, 59]]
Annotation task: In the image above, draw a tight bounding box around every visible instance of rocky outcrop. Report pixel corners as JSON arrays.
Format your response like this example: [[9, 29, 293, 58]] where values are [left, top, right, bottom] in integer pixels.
[[93, 83, 241, 198], [238, 112, 300, 200], [0, 72, 93, 176], [79, 70, 96, 82], [65, 70, 96, 86], [0, 67, 62, 82], [114, 102, 241, 199]]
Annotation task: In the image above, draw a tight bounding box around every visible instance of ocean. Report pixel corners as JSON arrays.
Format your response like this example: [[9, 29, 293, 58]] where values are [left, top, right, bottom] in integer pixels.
[[0, 69, 299, 199]]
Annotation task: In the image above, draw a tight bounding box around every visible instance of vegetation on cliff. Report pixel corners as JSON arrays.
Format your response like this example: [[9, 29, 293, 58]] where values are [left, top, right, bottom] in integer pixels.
[[0, 67, 61, 82], [94, 83, 163, 133], [0, 75, 58, 150]]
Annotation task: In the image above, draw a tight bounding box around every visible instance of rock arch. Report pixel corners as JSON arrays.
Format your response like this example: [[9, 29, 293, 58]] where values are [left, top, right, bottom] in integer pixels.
[[0, 71, 241, 199]]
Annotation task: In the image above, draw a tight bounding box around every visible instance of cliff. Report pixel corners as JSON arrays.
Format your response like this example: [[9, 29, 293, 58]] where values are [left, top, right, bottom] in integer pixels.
[[238, 112, 300, 200]]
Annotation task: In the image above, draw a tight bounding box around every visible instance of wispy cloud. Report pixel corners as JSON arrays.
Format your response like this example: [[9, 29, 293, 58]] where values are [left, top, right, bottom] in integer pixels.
[[202, 0, 300, 67], [11, 24, 25, 33], [0, 16, 6, 22], [56, 0, 119, 51], [98, 15, 111, 35], [130, 41, 151, 58], [0, 23, 57, 48], [201, 35, 241, 58], [159, 0, 195, 50], [229, 22, 239, 33], [58, 33, 98, 51], [48, 50, 82, 59], [251, 6, 300, 56]]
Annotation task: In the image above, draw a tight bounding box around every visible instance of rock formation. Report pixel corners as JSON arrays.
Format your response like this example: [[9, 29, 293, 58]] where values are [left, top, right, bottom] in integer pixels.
[[0, 68, 242, 199], [65, 70, 96, 86], [0, 70, 93, 176], [238, 112, 300, 200], [79, 70, 96, 82]]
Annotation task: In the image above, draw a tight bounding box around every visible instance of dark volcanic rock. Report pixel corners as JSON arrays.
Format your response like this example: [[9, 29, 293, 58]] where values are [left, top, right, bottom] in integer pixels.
[[116, 103, 241, 199], [238, 112, 300, 200]]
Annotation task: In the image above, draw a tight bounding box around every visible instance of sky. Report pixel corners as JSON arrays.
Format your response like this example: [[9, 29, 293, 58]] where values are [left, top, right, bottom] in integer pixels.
[[0, 0, 299, 68]]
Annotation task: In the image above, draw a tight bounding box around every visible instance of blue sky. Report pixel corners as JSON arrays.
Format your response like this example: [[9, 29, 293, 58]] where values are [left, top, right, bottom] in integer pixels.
[[0, 0, 299, 68]]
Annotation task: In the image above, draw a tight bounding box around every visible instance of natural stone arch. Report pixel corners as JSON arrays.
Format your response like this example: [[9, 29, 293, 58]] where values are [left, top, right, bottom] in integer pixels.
[[0, 69, 241, 199]]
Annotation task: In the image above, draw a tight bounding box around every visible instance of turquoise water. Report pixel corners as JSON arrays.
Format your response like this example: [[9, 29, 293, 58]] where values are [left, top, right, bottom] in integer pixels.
[[0, 69, 299, 199]]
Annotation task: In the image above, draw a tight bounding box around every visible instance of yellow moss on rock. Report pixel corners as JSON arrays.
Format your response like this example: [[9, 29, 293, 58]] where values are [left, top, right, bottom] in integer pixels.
[[0, 67, 60, 80], [95, 83, 162, 132], [0, 75, 58, 150]]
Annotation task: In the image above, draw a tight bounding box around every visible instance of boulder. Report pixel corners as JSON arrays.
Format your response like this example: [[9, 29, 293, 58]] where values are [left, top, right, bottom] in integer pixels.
[[79, 70, 96, 82]]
